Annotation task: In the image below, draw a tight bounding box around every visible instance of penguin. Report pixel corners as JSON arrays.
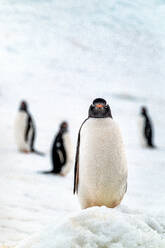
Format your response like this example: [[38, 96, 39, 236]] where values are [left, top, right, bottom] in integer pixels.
[[74, 98, 127, 209], [14, 101, 44, 155], [139, 106, 155, 148], [48, 122, 73, 175]]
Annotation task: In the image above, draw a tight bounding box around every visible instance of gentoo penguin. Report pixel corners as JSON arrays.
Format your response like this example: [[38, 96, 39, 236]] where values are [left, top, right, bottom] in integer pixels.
[[74, 98, 127, 209], [50, 122, 73, 175], [14, 101, 44, 155], [139, 106, 155, 148]]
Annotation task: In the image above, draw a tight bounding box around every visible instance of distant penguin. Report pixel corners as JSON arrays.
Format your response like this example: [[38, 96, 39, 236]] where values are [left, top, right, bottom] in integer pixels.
[[139, 106, 155, 148], [14, 101, 44, 155], [50, 122, 73, 175], [74, 98, 127, 209]]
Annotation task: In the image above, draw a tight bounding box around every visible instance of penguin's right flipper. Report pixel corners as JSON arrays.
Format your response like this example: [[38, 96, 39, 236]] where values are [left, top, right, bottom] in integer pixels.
[[25, 115, 32, 142], [73, 131, 80, 194], [74, 118, 88, 194]]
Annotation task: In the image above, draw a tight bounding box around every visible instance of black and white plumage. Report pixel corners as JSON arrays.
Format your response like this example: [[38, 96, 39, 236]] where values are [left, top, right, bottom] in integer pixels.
[[74, 98, 127, 209], [15, 101, 36, 153], [51, 122, 73, 175], [139, 106, 155, 148]]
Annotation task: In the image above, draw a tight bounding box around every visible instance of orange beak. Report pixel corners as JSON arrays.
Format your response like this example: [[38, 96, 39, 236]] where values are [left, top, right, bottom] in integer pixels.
[[96, 104, 103, 108]]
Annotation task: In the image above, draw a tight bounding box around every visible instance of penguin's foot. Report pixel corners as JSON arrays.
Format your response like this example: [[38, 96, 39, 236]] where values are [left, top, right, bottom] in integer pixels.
[[60, 172, 66, 177], [21, 149, 30, 153]]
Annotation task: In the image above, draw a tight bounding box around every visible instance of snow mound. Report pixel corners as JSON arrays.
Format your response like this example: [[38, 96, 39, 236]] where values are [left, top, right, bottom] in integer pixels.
[[18, 207, 165, 248]]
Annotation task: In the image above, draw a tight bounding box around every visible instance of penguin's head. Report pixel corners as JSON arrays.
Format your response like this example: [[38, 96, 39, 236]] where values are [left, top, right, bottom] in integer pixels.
[[19, 101, 28, 112], [60, 121, 68, 133], [88, 98, 112, 118], [141, 106, 147, 116]]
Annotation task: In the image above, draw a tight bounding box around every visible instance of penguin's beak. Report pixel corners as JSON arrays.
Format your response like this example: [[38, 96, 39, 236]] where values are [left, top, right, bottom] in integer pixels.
[[96, 104, 104, 108]]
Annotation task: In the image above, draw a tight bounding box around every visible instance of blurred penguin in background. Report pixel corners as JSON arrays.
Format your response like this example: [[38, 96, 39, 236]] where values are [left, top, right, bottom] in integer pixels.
[[14, 100, 44, 155], [139, 106, 155, 148], [50, 121, 73, 176]]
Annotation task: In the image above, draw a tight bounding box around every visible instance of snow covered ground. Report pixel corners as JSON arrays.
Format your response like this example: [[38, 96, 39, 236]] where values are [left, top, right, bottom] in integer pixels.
[[18, 207, 165, 248], [0, 0, 165, 247]]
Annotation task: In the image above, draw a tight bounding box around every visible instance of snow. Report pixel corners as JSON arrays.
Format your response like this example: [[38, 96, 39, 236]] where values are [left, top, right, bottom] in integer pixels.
[[0, 0, 165, 247], [17, 207, 165, 248]]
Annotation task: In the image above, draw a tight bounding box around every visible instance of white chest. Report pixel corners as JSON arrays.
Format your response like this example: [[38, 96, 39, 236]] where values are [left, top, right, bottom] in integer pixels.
[[14, 112, 30, 151], [78, 118, 127, 207], [60, 133, 73, 176], [138, 116, 146, 146], [63, 133, 72, 161]]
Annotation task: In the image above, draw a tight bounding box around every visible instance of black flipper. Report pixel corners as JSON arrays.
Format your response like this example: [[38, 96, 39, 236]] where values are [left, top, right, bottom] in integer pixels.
[[25, 113, 45, 155], [30, 125, 35, 151], [25, 115, 32, 142], [25, 114, 36, 150], [73, 131, 80, 194], [73, 118, 88, 194]]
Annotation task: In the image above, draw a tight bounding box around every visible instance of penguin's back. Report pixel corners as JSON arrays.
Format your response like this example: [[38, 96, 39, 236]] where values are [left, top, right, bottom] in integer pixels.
[[78, 118, 127, 208]]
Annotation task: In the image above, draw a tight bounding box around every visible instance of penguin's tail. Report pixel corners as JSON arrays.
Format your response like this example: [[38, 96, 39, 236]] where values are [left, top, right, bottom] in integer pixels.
[[39, 170, 56, 174], [31, 148, 45, 156], [148, 143, 156, 149]]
